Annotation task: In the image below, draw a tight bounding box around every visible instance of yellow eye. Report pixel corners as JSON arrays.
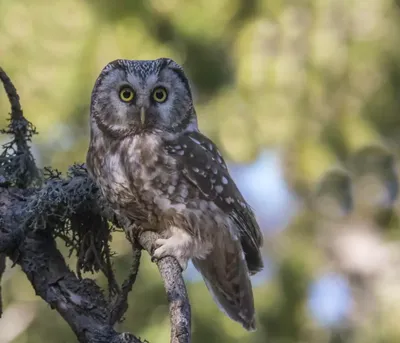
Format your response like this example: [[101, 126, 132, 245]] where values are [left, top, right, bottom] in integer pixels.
[[152, 87, 168, 103], [119, 87, 135, 102]]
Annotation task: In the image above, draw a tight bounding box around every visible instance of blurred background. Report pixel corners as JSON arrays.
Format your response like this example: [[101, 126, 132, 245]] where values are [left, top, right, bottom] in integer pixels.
[[1, 0, 400, 342]]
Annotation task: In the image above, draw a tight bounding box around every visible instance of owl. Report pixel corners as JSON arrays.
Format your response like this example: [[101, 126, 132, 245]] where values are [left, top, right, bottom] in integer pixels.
[[86, 58, 264, 331]]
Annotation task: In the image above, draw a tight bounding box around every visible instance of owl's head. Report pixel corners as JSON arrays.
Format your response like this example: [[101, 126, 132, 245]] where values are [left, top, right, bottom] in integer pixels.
[[90, 58, 197, 137]]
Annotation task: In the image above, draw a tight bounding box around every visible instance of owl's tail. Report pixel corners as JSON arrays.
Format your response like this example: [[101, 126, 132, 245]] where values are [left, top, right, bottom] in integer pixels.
[[192, 238, 256, 331]]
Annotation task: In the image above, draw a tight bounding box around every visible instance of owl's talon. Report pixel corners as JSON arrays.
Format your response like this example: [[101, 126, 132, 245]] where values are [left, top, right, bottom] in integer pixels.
[[177, 258, 188, 272], [153, 237, 190, 272], [155, 238, 168, 247]]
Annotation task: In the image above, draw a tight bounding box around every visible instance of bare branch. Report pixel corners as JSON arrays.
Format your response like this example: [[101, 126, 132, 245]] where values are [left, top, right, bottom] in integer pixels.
[[0, 67, 23, 121], [0, 67, 39, 188], [109, 241, 142, 325], [0, 253, 5, 317], [138, 231, 191, 343]]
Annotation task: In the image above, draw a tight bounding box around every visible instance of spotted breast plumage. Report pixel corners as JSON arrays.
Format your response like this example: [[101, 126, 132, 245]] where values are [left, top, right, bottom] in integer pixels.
[[86, 58, 264, 330]]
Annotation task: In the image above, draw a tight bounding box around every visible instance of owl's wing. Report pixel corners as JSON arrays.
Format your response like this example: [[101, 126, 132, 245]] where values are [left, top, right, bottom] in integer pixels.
[[165, 131, 263, 274]]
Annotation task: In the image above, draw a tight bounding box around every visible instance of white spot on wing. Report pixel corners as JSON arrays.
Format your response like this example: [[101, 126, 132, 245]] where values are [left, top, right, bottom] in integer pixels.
[[225, 197, 234, 204], [215, 185, 223, 193], [221, 176, 228, 184], [208, 202, 218, 210], [199, 200, 209, 211], [180, 186, 189, 198], [154, 197, 171, 210], [154, 196, 186, 212]]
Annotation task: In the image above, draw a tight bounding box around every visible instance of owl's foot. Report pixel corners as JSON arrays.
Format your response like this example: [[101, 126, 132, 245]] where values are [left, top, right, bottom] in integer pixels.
[[152, 234, 192, 271]]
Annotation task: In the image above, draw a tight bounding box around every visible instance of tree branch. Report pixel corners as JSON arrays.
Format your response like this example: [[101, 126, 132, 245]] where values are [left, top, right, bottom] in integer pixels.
[[138, 232, 191, 343], [0, 187, 143, 343], [0, 67, 192, 343], [0, 67, 23, 121], [108, 240, 142, 326], [0, 67, 39, 188], [0, 253, 5, 317]]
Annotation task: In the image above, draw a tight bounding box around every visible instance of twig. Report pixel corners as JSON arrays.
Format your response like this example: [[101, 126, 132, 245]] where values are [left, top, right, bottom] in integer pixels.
[[138, 231, 191, 343], [109, 241, 142, 325], [0, 67, 39, 187], [0, 253, 5, 317], [0, 67, 23, 121]]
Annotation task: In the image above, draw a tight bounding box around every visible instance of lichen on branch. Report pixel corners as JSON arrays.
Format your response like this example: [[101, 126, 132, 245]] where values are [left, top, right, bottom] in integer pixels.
[[0, 67, 40, 188]]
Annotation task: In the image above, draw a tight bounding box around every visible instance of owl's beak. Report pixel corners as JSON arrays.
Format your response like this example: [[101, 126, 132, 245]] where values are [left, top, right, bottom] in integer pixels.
[[140, 107, 146, 126]]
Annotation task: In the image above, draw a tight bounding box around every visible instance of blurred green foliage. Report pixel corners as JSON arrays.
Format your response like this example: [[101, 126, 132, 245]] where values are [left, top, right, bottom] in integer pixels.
[[1, 0, 400, 342]]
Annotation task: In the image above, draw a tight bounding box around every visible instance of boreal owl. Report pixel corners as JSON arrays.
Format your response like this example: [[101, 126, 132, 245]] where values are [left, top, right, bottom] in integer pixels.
[[86, 58, 264, 331]]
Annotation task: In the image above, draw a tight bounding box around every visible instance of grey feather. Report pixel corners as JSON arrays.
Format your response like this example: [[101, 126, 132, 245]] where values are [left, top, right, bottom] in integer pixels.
[[165, 131, 264, 274]]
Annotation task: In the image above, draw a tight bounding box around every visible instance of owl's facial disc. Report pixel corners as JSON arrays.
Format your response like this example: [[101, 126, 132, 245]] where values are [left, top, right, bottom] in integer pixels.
[[114, 85, 171, 131], [91, 58, 198, 137]]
